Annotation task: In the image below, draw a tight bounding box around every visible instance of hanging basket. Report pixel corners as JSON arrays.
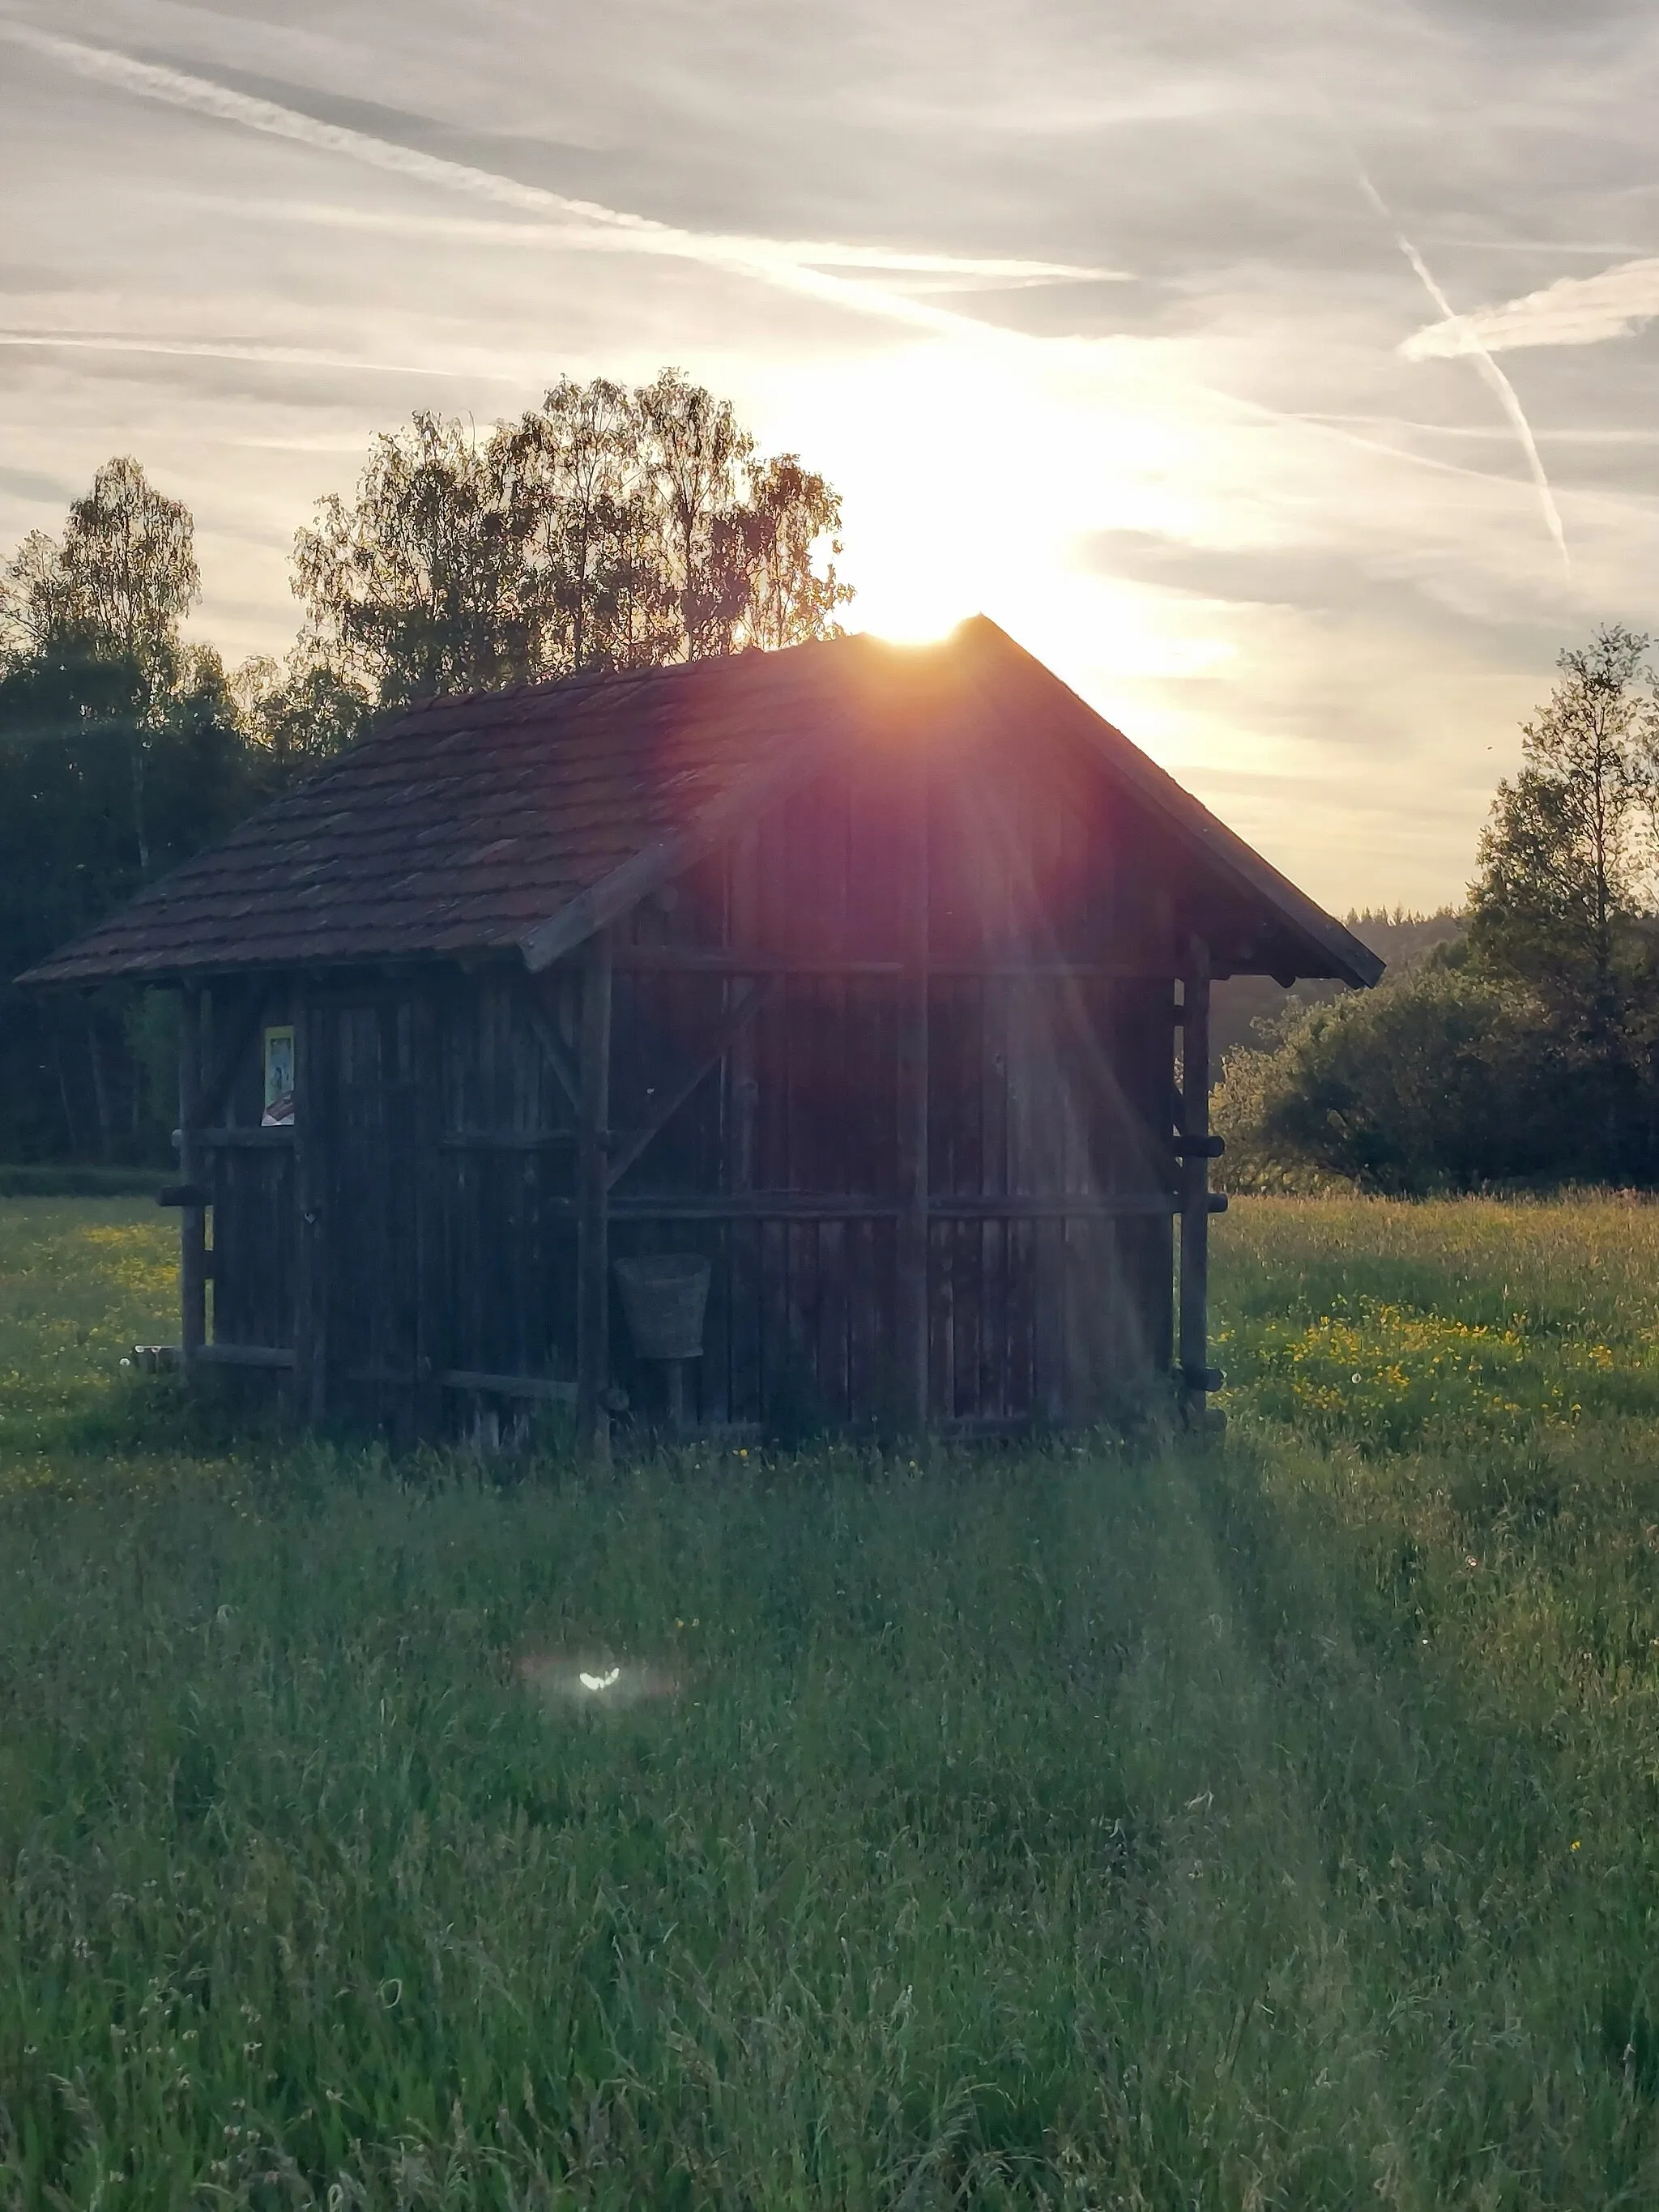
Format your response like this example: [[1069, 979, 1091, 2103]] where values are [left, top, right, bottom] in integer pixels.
[[614, 1255, 710, 1362]]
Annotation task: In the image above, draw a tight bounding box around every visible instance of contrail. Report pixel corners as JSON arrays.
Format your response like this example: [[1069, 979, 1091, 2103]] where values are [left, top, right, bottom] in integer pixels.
[[1349, 158, 1570, 576], [0, 21, 1117, 344], [0, 330, 523, 381]]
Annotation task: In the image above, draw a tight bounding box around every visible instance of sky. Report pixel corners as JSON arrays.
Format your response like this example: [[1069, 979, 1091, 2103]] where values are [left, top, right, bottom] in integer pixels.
[[2, 0, 1658, 912]]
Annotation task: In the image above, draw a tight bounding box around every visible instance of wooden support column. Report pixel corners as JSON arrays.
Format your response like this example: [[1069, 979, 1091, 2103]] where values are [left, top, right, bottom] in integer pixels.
[[576, 927, 615, 1464], [895, 765, 930, 1434], [177, 987, 207, 1383], [1178, 937, 1215, 1422], [292, 986, 328, 1426]]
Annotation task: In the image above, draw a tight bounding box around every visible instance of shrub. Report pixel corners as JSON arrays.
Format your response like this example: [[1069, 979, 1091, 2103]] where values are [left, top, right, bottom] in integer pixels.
[[1214, 961, 1569, 1194]]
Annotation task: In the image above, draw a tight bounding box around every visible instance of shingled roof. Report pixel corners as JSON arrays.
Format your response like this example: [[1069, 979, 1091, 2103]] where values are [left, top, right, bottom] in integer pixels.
[[19, 616, 1382, 990]]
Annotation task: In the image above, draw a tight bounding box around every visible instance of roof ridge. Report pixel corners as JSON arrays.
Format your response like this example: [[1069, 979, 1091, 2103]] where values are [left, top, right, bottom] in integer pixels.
[[390, 629, 867, 727]]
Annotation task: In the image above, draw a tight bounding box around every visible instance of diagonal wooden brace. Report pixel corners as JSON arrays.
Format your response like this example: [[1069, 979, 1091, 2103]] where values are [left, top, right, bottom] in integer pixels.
[[606, 976, 778, 1191], [518, 977, 582, 1116]]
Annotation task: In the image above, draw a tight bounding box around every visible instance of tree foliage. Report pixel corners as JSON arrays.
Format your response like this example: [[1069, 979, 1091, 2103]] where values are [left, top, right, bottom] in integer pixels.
[[1469, 625, 1659, 1026], [292, 370, 851, 711]]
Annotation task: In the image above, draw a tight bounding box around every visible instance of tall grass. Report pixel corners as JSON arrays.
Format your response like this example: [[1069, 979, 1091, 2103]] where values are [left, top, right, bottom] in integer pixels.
[[2, 1196, 1658, 2206]]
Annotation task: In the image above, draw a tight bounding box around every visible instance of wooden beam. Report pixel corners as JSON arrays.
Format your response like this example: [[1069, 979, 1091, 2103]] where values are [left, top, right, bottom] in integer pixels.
[[441, 1370, 577, 1403], [599, 1191, 1182, 1221], [438, 1131, 577, 1153], [612, 948, 901, 976], [605, 978, 778, 1191], [608, 948, 1192, 980], [575, 927, 614, 1464], [177, 987, 207, 1386], [197, 1341, 294, 1371], [1178, 938, 1214, 1421]]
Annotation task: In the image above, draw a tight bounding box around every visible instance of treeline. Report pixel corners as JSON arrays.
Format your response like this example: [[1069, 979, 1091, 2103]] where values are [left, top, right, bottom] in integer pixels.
[[1218, 628, 1659, 1193], [0, 372, 849, 1164]]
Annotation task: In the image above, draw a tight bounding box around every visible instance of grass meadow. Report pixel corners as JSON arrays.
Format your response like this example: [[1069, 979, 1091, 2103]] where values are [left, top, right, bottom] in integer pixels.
[[5, 1196, 1659, 2206]]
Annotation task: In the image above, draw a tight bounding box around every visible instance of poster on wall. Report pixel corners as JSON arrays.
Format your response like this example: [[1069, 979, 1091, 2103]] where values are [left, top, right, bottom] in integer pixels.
[[262, 1026, 296, 1127]]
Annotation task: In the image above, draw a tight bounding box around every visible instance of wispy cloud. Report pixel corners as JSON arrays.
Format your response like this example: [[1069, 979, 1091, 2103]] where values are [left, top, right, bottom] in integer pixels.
[[1403, 258, 1659, 360], [0, 20, 1119, 344]]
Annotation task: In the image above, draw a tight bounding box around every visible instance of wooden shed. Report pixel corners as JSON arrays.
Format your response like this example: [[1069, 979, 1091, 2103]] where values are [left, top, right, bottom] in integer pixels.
[[21, 619, 1380, 1446]]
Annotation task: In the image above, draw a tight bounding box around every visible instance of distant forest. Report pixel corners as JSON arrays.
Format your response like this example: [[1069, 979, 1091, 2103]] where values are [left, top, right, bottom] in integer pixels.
[[4, 389, 1657, 1190], [0, 373, 850, 1164]]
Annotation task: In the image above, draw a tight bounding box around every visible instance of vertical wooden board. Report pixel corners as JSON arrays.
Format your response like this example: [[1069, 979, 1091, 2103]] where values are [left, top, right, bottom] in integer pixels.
[[576, 930, 613, 1457], [1030, 1217, 1064, 1424], [979, 1217, 1006, 1423], [758, 1216, 788, 1425], [841, 977, 893, 1198], [728, 1217, 762, 1425], [788, 1217, 820, 1413], [829, 973, 851, 1196], [291, 991, 329, 1420], [1006, 1215, 1036, 1423], [846, 1214, 878, 1432], [981, 978, 1009, 1203], [699, 1221, 731, 1426], [926, 977, 953, 1199], [816, 1219, 849, 1423], [412, 983, 445, 1429], [926, 1217, 951, 1421], [1002, 978, 1030, 1201], [844, 757, 904, 961], [727, 825, 761, 1198], [1061, 1218, 1109, 1419], [953, 1217, 983, 1422], [753, 988, 787, 1193]]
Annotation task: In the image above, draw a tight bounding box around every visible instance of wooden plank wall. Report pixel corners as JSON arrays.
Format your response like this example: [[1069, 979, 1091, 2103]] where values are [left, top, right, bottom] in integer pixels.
[[200, 716, 1186, 1434]]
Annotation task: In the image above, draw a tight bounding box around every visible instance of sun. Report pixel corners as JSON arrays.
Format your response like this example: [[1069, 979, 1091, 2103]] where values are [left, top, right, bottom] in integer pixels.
[[850, 561, 976, 646]]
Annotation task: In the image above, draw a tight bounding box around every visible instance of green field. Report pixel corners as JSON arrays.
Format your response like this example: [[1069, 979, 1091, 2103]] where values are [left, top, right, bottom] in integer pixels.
[[5, 1196, 1659, 2208]]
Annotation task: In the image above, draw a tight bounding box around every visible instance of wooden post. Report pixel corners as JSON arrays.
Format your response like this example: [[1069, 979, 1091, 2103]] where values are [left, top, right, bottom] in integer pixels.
[[895, 763, 930, 1434], [1179, 938, 1213, 1422], [576, 928, 614, 1464], [292, 987, 328, 1426], [177, 987, 207, 1383]]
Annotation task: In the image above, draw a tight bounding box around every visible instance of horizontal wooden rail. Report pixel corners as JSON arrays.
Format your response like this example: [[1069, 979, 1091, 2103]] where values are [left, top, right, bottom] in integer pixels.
[[586, 1191, 1183, 1221], [440, 1131, 577, 1152], [611, 950, 1179, 979], [198, 1342, 296, 1370], [440, 1370, 578, 1402]]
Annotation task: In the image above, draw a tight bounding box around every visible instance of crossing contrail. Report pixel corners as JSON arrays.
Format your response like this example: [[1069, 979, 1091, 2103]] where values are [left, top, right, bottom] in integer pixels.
[[1350, 158, 1570, 576]]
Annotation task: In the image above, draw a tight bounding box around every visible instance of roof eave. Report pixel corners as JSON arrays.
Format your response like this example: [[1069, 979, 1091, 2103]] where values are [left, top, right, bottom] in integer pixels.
[[962, 617, 1384, 991]]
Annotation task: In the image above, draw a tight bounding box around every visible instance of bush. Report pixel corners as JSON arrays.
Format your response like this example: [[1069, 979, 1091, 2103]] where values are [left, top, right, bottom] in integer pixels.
[[1214, 961, 1571, 1194]]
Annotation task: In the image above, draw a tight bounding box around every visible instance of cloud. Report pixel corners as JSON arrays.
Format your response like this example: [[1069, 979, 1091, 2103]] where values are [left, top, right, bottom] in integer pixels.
[[1403, 258, 1659, 359], [0, 19, 1120, 347]]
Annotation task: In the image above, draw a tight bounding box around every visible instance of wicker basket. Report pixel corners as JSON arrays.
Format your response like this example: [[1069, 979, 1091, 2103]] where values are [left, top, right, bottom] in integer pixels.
[[614, 1255, 710, 1362]]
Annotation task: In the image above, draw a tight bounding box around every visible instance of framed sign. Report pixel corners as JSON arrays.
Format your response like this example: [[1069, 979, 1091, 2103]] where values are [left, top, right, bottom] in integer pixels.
[[262, 1025, 296, 1127]]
